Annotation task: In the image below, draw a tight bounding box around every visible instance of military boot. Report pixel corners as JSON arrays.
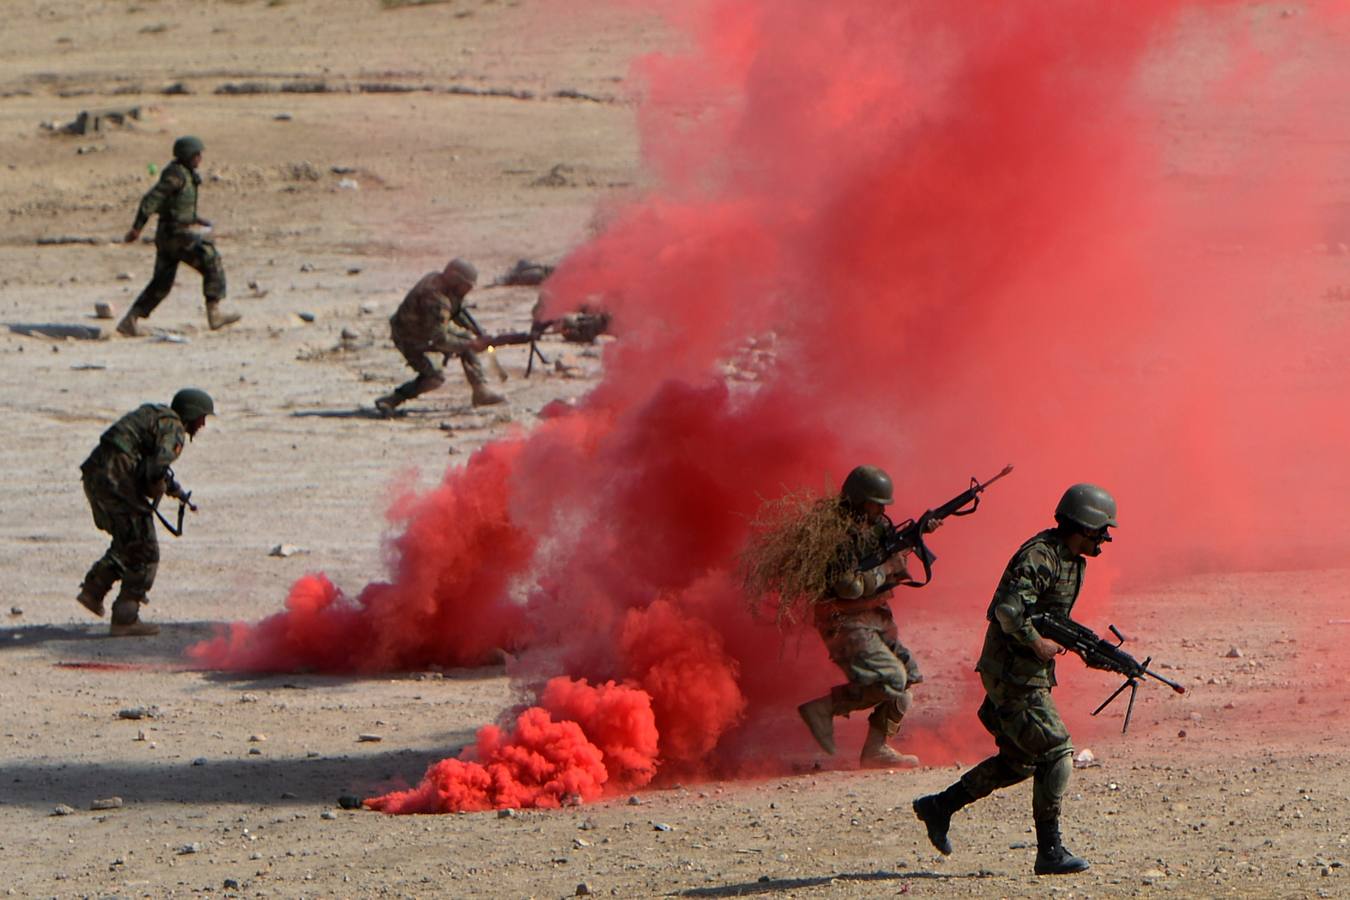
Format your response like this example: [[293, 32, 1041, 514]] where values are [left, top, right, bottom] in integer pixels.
[[115, 309, 145, 337], [76, 585, 107, 618], [1033, 818, 1090, 875], [205, 301, 242, 331], [109, 598, 160, 637], [913, 782, 974, 855], [374, 393, 403, 417], [859, 724, 919, 769], [471, 384, 506, 407], [797, 695, 837, 755]]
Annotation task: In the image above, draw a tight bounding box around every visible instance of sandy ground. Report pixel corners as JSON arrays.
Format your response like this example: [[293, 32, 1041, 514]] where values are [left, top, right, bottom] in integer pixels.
[[2, 1, 1349, 898]]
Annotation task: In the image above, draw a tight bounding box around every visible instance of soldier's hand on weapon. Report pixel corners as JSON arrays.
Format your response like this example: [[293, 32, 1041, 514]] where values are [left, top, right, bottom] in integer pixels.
[[468, 335, 492, 353], [124, 227, 141, 243], [1032, 635, 1065, 662], [921, 516, 944, 534], [881, 552, 912, 578]]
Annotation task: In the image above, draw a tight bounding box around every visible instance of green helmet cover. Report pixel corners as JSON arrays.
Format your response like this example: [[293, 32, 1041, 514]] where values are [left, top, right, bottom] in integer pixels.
[[1055, 483, 1118, 529], [443, 257, 479, 288], [172, 135, 205, 163], [171, 388, 215, 422], [841, 465, 894, 507]]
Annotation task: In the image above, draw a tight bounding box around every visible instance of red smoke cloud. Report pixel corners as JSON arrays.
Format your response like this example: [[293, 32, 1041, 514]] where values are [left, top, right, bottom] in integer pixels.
[[195, 0, 1350, 810]]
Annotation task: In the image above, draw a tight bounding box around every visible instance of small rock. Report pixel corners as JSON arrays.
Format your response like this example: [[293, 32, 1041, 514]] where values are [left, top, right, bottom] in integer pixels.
[[1225, 646, 1243, 658], [337, 178, 360, 190], [94, 301, 116, 318], [90, 796, 122, 810], [340, 327, 359, 340], [299, 262, 315, 273], [268, 543, 306, 558], [338, 795, 363, 810], [346, 267, 362, 275], [239, 693, 259, 703], [1073, 748, 1097, 768], [652, 822, 672, 832], [1010, 841, 1030, 849], [356, 733, 382, 743], [178, 843, 201, 855], [153, 333, 190, 344], [497, 808, 518, 819], [575, 884, 593, 897], [274, 112, 293, 121], [280, 792, 298, 799], [115, 272, 132, 281], [297, 311, 316, 323], [192, 757, 208, 766], [320, 811, 337, 820], [117, 707, 151, 720], [8, 606, 21, 616], [359, 301, 379, 314], [1142, 868, 1166, 880], [51, 804, 76, 816], [223, 879, 240, 890], [135, 729, 146, 741], [626, 795, 642, 806], [249, 734, 266, 742], [248, 747, 262, 755], [573, 837, 591, 848]]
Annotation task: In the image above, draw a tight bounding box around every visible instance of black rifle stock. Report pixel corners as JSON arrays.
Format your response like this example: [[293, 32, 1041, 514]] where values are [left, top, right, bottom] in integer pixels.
[[856, 464, 1014, 587], [1030, 612, 1186, 732]]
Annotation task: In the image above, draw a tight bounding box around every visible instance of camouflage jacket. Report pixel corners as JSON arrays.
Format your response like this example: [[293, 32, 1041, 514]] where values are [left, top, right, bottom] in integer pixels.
[[389, 272, 475, 350], [83, 404, 187, 499], [813, 517, 907, 633], [132, 160, 201, 239], [976, 528, 1085, 688]]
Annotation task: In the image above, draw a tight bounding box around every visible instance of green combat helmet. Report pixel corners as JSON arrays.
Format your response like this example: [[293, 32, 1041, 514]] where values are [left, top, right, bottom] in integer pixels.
[[172, 135, 205, 163], [171, 388, 215, 422], [443, 258, 479, 289], [1054, 483, 1118, 530], [841, 465, 894, 507]]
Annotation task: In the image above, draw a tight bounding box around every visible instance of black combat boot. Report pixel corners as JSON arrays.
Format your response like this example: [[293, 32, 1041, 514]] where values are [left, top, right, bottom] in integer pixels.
[[912, 782, 974, 855], [1034, 817, 1090, 875]]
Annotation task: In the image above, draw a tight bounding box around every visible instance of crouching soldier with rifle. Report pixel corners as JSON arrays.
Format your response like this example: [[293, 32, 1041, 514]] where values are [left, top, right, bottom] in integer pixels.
[[914, 483, 1122, 876], [76, 389, 214, 636]]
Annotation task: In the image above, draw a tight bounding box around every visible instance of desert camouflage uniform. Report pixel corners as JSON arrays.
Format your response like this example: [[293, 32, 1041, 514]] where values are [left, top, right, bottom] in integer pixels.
[[386, 271, 488, 403], [79, 404, 186, 624], [960, 529, 1084, 821], [812, 519, 922, 738], [126, 160, 227, 319]]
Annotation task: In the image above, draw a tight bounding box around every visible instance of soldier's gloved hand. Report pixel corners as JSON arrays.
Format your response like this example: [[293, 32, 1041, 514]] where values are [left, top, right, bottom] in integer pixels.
[[124, 227, 141, 243]]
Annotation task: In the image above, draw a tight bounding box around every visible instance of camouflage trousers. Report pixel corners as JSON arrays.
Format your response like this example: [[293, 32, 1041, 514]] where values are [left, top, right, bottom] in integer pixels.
[[390, 333, 486, 402], [130, 232, 226, 318], [820, 621, 919, 735], [959, 671, 1074, 821], [80, 451, 159, 620]]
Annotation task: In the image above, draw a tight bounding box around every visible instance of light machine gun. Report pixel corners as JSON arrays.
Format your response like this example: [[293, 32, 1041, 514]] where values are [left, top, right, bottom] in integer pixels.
[[1030, 613, 1186, 732], [857, 464, 1014, 587]]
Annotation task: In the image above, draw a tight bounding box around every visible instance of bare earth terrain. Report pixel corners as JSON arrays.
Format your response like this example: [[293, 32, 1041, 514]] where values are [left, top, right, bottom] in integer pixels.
[[1, 1, 1348, 898]]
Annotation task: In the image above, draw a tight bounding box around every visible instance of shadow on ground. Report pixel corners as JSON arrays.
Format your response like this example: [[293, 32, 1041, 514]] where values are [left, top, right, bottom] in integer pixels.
[[675, 868, 998, 897]]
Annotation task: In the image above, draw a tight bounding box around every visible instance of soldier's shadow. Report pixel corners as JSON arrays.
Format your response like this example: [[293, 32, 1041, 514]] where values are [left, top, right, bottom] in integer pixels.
[[675, 868, 995, 897]]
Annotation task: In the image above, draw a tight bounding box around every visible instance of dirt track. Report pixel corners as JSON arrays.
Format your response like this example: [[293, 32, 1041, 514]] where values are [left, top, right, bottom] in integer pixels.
[[2, 1, 1349, 898]]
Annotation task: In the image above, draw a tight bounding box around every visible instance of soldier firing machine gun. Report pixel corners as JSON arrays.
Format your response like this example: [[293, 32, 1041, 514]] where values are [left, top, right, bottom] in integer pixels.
[[1030, 613, 1186, 732], [857, 464, 1015, 587]]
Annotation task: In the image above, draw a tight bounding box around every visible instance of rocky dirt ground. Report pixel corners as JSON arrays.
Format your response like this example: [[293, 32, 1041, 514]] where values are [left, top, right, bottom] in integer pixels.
[[2, 1, 1348, 898]]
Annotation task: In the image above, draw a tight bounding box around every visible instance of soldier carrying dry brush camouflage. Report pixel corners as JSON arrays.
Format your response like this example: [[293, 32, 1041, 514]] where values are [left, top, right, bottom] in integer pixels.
[[77, 389, 215, 636], [374, 258, 505, 414], [118, 136, 242, 336]]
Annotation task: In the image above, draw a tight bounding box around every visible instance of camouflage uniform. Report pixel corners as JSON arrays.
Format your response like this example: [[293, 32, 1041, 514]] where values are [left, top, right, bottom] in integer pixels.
[[385, 271, 488, 405], [812, 518, 923, 738], [959, 528, 1083, 820], [126, 160, 227, 321], [79, 404, 187, 625]]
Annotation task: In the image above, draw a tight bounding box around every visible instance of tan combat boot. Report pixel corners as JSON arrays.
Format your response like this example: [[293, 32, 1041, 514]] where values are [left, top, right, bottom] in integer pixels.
[[110, 620, 161, 637], [471, 384, 506, 407], [797, 695, 837, 755], [374, 393, 403, 417], [205, 302, 242, 331], [860, 724, 919, 769], [115, 310, 144, 337], [76, 586, 106, 618]]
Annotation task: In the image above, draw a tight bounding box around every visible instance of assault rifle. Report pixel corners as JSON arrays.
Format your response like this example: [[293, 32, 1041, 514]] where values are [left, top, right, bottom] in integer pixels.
[[1030, 613, 1186, 733], [857, 464, 1014, 587]]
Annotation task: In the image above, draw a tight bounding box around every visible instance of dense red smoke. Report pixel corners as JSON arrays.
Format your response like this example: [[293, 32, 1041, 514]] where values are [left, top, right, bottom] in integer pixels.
[[193, 0, 1350, 811]]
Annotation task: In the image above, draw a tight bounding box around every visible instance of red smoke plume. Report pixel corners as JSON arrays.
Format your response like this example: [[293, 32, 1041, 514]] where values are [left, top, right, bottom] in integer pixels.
[[195, 0, 1350, 811]]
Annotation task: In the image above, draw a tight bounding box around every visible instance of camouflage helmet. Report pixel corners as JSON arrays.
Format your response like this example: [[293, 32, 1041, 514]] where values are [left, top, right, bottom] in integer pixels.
[[1055, 483, 1118, 530], [442, 258, 479, 289], [171, 388, 215, 422], [841, 465, 894, 507], [172, 135, 205, 163]]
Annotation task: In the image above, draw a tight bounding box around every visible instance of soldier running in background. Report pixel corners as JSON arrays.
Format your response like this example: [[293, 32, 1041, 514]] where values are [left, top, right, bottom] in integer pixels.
[[797, 465, 940, 769], [913, 483, 1118, 876], [76, 389, 215, 636], [375, 258, 505, 415], [118, 136, 242, 336]]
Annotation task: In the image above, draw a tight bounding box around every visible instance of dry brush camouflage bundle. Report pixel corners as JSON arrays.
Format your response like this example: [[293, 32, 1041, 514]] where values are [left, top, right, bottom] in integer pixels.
[[739, 491, 879, 628]]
